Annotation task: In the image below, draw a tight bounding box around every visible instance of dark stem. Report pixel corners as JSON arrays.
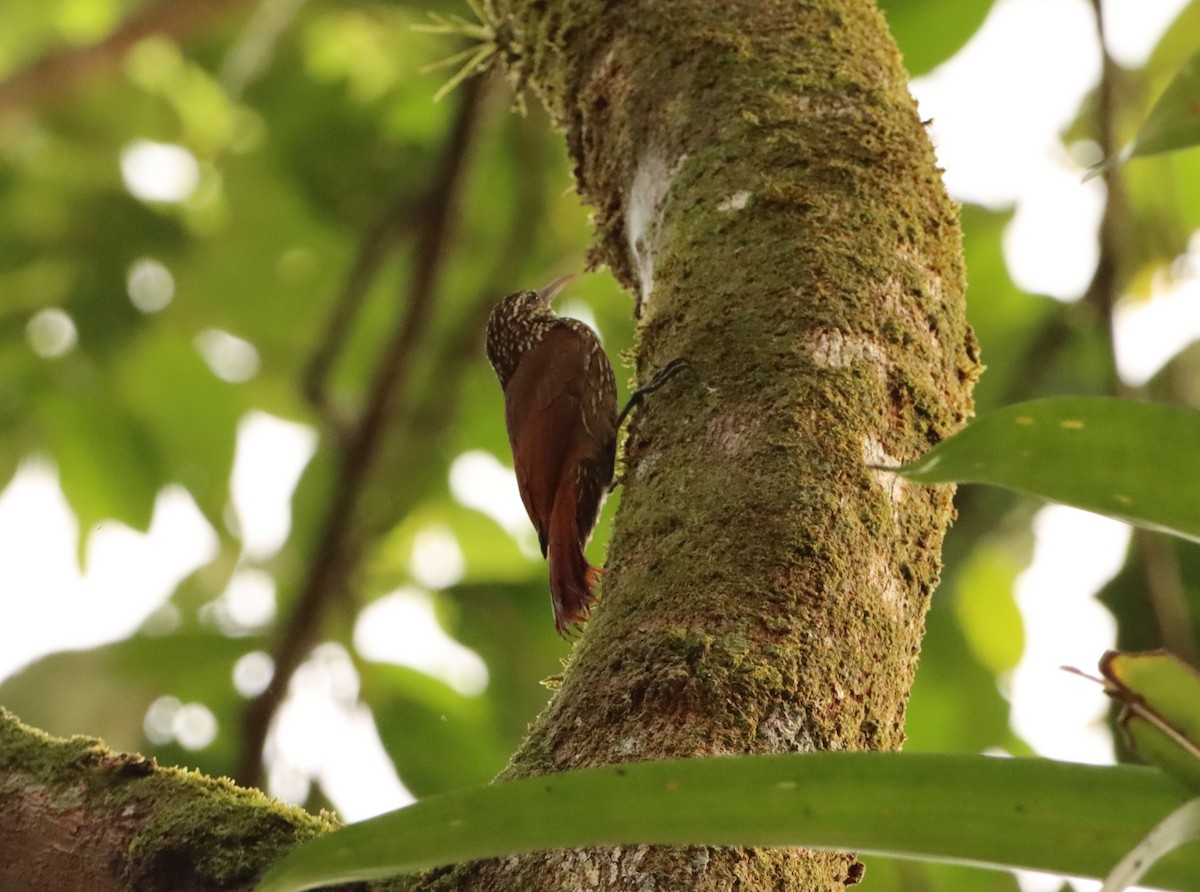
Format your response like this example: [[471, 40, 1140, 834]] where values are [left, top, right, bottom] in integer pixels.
[[302, 192, 418, 435], [0, 0, 250, 113], [1087, 0, 1197, 662], [1136, 530, 1199, 664], [1085, 0, 1124, 396], [235, 75, 488, 786]]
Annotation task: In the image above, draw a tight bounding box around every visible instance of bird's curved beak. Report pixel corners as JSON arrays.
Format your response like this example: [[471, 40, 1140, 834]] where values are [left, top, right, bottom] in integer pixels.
[[536, 274, 575, 305]]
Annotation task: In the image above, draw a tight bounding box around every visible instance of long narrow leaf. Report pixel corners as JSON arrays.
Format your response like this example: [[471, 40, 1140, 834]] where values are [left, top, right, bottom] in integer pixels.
[[897, 397, 1200, 541], [1085, 47, 1200, 177], [1100, 651, 1200, 792], [1102, 797, 1200, 892], [256, 752, 1198, 892], [1132, 48, 1200, 158]]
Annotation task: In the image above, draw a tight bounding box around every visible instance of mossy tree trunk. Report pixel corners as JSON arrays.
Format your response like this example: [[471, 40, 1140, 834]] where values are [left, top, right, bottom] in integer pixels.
[[417, 0, 978, 889]]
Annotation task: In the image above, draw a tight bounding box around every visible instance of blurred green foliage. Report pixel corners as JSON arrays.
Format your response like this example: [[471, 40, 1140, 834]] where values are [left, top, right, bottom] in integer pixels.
[[2, 2, 1200, 890]]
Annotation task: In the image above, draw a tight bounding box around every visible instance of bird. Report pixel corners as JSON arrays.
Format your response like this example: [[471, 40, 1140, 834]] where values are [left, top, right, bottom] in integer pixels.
[[485, 275, 618, 635]]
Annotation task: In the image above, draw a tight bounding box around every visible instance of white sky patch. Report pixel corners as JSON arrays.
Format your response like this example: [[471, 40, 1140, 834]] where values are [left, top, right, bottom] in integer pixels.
[[316, 704, 414, 821], [26, 308, 78, 358], [1103, 0, 1192, 67], [173, 701, 220, 750], [233, 650, 275, 697], [0, 465, 217, 682], [911, 0, 1101, 300], [354, 588, 488, 696], [264, 642, 414, 819], [126, 257, 175, 313], [409, 525, 466, 590], [143, 694, 223, 751], [120, 140, 201, 204], [231, 411, 318, 560], [202, 567, 277, 634], [195, 328, 261, 383], [1114, 275, 1200, 385], [267, 759, 311, 806], [145, 695, 184, 745], [1009, 505, 1128, 765], [911, 0, 1099, 209], [268, 643, 360, 772], [1002, 154, 1105, 300], [912, 0, 1190, 302], [557, 298, 602, 344], [449, 449, 542, 557]]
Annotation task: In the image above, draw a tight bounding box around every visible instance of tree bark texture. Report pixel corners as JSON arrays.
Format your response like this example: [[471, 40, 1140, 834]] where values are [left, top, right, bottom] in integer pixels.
[[0, 708, 327, 892], [419, 0, 979, 889]]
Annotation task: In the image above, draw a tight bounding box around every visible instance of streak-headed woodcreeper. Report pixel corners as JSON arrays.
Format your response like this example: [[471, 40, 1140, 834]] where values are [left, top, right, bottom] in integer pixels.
[[486, 276, 618, 636]]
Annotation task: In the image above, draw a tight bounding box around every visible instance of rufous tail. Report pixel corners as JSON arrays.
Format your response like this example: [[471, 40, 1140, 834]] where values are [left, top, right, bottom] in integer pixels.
[[548, 493, 600, 636]]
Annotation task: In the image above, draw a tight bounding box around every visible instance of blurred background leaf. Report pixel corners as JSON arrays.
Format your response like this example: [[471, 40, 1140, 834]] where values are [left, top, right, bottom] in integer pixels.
[[878, 0, 996, 76]]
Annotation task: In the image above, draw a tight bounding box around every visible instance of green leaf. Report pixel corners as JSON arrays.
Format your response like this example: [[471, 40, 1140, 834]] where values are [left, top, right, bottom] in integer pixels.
[[1146, 0, 1200, 77], [952, 546, 1025, 675], [905, 601, 1015, 754], [372, 501, 531, 589], [39, 388, 162, 540], [363, 663, 507, 797], [256, 753, 1197, 892], [878, 0, 995, 76], [1102, 797, 1200, 892], [1089, 46, 1200, 178], [897, 397, 1200, 542], [869, 858, 1022, 892], [1131, 48, 1200, 159], [116, 329, 242, 531], [1099, 650, 1200, 792], [0, 627, 257, 773]]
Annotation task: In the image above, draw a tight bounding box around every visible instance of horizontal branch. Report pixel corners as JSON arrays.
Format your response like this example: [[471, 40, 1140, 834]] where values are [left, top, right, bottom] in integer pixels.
[[0, 0, 250, 113], [0, 708, 326, 892]]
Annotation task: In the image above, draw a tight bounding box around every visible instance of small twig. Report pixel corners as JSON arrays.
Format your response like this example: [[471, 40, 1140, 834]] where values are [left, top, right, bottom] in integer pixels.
[[426, 106, 550, 370], [219, 0, 309, 98], [355, 105, 552, 543], [0, 0, 250, 113], [301, 192, 418, 433], [1136, 531, 1199, 665], [236, 75, 489, 787], [1085, 0, 1124, 396]]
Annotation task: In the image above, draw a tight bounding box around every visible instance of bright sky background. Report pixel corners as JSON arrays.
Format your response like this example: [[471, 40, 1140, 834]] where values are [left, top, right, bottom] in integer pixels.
[[1, 7, 1198, 887]]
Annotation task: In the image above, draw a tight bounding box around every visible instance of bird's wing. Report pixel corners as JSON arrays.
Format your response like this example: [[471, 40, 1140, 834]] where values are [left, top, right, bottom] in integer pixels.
[[503, 326, 591, 556]]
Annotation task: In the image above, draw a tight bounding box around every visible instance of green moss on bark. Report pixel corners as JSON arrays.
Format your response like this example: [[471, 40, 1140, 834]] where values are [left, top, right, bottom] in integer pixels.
[[0, 708, 330, 889]]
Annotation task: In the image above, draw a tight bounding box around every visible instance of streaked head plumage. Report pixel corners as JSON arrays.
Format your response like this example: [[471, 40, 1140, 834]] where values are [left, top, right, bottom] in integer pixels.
[[485, 276, 574, 387]]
